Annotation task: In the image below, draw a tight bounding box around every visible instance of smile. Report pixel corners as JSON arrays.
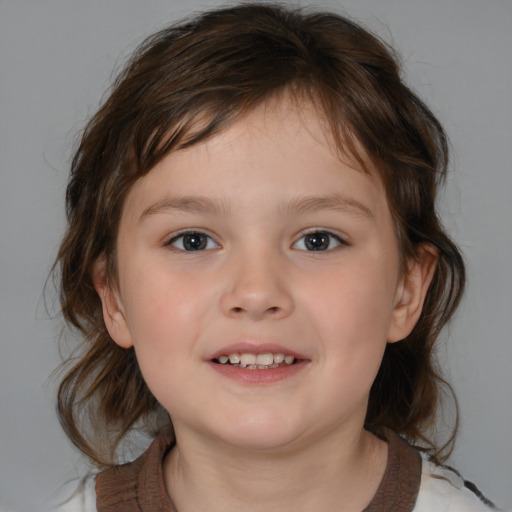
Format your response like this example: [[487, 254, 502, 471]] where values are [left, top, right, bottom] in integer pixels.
[[213, 352, 296, 369]]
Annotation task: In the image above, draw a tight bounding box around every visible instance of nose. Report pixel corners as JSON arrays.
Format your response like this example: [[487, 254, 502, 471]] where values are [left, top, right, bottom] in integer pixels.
[[220, 249, 294, 321]]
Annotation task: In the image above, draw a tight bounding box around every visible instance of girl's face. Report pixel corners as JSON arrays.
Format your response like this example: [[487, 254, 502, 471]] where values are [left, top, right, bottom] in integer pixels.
[[97, 100, 431, 452]]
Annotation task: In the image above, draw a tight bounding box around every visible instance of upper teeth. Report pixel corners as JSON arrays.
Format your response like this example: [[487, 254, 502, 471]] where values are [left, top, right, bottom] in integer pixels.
[[217, 353, 295, 367]]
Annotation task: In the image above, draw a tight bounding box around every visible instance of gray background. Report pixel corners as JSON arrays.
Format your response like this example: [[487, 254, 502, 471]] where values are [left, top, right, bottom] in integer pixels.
[[1, 0, 511, 510]]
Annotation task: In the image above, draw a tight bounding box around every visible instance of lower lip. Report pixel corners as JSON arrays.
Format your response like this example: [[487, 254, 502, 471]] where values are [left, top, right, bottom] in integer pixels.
[[207, 360, 309, 385]]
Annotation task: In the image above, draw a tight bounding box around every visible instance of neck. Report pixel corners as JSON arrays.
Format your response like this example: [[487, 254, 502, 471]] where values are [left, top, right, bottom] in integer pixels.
[[164, 426, 387, 512]]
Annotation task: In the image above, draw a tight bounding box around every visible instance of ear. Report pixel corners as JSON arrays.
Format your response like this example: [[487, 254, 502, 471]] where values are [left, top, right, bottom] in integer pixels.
[[92, 257, 133, 349], [387, 244, 438, 343]]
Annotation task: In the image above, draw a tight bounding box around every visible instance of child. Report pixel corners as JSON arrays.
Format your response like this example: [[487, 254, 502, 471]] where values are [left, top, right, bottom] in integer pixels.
[[54, 3, 502, 511]]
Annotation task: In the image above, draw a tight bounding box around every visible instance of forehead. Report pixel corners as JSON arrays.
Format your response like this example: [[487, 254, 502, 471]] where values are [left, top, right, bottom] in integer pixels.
[[122, 99, 388, 223]]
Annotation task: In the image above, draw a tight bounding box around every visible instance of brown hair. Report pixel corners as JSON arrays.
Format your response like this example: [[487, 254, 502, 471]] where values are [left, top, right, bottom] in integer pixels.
[[55, 3, 465, 466]]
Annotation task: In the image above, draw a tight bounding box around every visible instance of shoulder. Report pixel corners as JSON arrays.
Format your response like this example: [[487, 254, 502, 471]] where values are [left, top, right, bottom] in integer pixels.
[[51, 475, 97, 512], [413, 457, 503, 512]]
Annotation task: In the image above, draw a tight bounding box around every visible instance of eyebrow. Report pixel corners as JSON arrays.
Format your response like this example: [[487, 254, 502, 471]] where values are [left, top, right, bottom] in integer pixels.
[[140, 193, 374, 221], [140, 196, 229, 220], [285, 193, 374, 219]]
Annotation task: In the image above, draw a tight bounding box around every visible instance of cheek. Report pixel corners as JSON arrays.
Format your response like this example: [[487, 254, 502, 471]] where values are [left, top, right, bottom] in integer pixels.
[[119, 269, 208, 385], [122, 259, 206, 333], [310, 264, 397, 337], [305, 262, 397, 384]]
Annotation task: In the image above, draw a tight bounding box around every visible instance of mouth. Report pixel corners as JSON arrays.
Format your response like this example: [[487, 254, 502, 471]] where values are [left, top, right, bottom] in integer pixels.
[[207, 345, 307, 384], [212, 352, 297, 369]]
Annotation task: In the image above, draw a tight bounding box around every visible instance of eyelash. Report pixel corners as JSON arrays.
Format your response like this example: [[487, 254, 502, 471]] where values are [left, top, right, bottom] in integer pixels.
[[165, 229, 348, 252], [292, 230, 348, 252], [166, 230, 219, 251]]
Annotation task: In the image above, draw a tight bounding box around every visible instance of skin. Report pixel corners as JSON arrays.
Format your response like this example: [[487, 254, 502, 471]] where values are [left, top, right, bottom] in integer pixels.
[[95, 99, 437, 511]]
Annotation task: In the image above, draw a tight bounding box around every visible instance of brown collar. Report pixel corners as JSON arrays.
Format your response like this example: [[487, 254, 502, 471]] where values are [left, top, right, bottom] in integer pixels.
[[96, 429, 421, 511], [96, 428, 177, 512], [363, 431, 422, 512]]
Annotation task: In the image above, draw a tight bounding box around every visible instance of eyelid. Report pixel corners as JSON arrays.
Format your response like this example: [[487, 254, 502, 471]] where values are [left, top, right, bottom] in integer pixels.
[[291, 228, 349, 251], [164, 228, 220, 250], [162, 228, 348, 251]]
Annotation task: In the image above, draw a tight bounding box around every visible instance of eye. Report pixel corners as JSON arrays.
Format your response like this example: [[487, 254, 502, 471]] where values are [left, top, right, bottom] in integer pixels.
[[293, 231, 345, 252], [168, 231, 219, 251]]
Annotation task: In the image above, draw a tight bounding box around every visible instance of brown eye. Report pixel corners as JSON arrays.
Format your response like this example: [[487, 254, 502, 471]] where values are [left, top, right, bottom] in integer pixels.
[[293, 231, 344, 252], [305, 232, 330, 251], [169, 232, 218, 251]]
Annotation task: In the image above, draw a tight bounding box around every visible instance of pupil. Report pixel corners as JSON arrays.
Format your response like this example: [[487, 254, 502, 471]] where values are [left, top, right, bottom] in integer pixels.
[[184, 233, 206, 250], [305, 232, 329, 251]]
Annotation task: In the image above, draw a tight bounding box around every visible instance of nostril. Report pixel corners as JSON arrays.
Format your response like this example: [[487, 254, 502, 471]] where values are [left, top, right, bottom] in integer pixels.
[[232, 307, 244, 313]]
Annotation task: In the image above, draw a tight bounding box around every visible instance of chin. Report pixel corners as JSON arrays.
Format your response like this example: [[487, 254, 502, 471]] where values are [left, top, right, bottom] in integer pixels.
[[207, 411, 305, 453]]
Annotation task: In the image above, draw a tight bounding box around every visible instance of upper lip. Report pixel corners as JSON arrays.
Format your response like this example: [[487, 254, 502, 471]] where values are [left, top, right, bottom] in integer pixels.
[[208, 342, 308, 361]]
